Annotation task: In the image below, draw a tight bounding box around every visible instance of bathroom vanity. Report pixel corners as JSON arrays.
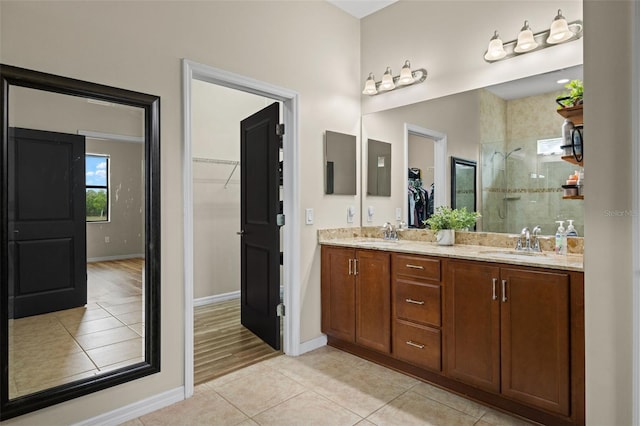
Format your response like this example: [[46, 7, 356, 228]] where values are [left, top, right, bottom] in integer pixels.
[[320, 234, 584, 426]]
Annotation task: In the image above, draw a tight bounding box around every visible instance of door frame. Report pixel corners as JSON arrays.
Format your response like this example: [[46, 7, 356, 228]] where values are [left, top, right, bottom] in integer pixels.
[[403, 123, 447, 219], [182, 59, 300, 399]]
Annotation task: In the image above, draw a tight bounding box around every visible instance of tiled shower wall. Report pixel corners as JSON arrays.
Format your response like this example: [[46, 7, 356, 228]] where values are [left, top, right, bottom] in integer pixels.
[[479, 90, 584, 237]]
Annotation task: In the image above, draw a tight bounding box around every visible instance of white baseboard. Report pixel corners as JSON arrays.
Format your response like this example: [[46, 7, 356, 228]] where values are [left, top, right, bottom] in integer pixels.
[[74, 386, 184, 426], [297, 334, 327, 355], [87, 253, 145, 263], [194, 290, 240, 307]]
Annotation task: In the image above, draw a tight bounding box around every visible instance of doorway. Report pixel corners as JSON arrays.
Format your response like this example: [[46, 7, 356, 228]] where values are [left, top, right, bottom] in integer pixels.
[[183, 59, 300, 399]]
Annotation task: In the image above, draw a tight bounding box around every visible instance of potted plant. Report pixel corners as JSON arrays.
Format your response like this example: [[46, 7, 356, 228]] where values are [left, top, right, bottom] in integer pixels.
[[556, 79, 583, 108], [424, 206, 481, 246]]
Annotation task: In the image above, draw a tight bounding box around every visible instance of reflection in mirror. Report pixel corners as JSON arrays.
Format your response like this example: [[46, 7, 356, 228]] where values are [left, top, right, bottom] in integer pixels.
[[1, 65, 160, 421], [361, 64, 583, 235], [367, 139, 391, 196], [324, 130, 356, 195], [480, 65, 584, 236], [451, 157, 477, 215], [8, 87, 145, 399]]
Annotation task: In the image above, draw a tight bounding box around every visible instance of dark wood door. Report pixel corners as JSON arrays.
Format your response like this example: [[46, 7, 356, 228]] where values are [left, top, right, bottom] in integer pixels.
[[445, 260, 500, 392], [500, 268, 570, 416], [321, 245, 356, 342], [8, 128, 87, 318], [240, 102, 281, 350], [355, 250, 391, 353]]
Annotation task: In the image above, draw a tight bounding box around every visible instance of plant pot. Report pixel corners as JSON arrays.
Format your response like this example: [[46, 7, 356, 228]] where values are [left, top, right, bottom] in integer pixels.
[[436, 229, 455, 246]]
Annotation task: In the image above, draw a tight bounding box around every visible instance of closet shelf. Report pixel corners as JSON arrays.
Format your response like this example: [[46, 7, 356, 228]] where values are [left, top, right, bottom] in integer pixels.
[[192, 157, 240, 188]]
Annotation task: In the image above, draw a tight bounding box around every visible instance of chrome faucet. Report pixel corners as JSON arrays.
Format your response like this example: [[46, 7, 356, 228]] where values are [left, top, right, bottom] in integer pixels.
[[381, 222, 398, 240], [515, 225, 542, 252], [515, 227, 530, 251]]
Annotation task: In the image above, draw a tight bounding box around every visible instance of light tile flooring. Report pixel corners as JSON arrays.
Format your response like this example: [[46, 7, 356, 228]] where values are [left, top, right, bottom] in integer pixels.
[[124, 346, 534, 426], [8, 259, 144, 398]]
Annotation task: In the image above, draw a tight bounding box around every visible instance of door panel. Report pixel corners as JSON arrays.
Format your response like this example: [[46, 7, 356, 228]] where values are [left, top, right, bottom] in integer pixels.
[[501, 268, 570, 415], [445, 260, 501, 392], [240, 103, 281, 350], [321, 246, 355, 342], [355, 250, 391, 353], [9, 128, 87, 318]]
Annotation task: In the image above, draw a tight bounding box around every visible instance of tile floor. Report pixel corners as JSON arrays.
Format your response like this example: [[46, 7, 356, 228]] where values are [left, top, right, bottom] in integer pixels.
[[8, 259, 145, 398], [124, 345, 534, 426]]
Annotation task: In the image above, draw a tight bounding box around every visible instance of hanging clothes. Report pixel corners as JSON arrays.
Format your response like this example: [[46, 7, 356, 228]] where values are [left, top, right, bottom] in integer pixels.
[[408, 168, 430, 228]]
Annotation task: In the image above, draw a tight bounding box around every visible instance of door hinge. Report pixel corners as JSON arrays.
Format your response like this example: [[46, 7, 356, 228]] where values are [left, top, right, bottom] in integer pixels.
[[277, 214, 285, 226], [277, 303, 285, 317], [276, 123, 285, 137]]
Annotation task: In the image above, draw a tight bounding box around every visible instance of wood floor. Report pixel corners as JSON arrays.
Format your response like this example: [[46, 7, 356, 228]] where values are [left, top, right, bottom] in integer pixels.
[[194, 298, 281, 385]]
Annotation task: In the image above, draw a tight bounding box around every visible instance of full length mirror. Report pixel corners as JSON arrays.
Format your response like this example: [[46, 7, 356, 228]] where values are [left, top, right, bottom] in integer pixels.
[[362, 64, 584, 236], [1, 65, 160, 420]]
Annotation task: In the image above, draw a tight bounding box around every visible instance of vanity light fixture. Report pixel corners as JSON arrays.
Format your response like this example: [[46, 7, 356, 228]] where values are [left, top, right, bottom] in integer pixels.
[[362, 60, 428, 96], [484, 9, 583, 63]]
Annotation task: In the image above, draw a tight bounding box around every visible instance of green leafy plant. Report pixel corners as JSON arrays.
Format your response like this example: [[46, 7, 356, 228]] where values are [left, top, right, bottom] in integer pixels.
[[423, 206, 481, 232], [556, 79, 584, 108]]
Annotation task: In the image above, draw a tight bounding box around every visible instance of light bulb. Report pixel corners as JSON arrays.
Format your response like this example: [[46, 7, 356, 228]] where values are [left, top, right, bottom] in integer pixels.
[[547, 9, 574, 44], [514, 21, 538, 53], [398, 60, 414, 86], [379, 67, 395, 91], [362, 73, 377, 95], [484, 31, 506, 61]]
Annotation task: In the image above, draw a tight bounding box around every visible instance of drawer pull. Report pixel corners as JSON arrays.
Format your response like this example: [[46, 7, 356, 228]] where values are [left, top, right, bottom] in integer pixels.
[[405, 298, 425, 305], [406, 340, 425, 349], [405, 264, 424, 270]]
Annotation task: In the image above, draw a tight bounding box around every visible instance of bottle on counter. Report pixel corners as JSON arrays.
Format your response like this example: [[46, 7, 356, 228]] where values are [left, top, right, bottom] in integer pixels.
[[566, 220, 578, 237], [555, 220, 567, 255]]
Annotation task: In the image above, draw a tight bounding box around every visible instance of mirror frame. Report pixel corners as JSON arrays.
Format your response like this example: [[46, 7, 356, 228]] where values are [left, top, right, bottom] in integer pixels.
[[450, 156, 477, 211], [0, 64, 161, 420]]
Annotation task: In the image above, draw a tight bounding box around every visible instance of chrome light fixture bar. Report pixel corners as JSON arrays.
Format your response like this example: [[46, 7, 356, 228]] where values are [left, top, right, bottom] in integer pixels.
[[362, 60, 428, 96], [484, 10, 583, 63]]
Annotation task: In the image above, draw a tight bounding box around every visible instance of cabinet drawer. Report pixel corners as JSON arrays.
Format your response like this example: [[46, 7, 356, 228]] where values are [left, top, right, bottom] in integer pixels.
[[393, 254, 440, 281], [394, 320, 441, 371], [395, 279, 441, 327]]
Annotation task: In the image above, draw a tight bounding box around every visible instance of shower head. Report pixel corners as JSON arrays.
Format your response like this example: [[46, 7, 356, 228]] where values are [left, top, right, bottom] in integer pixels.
[[505, 147, 523, 158]]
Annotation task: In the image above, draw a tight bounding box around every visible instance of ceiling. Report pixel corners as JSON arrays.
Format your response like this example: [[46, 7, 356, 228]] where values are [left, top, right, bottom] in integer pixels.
[[485, 64, 583, 100], [327, 0, 397, 19]]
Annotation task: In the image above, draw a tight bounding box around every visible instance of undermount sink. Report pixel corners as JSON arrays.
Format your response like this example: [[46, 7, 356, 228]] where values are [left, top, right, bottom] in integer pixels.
[[480, 249, 548, 259], [355, 239, 399, 247]]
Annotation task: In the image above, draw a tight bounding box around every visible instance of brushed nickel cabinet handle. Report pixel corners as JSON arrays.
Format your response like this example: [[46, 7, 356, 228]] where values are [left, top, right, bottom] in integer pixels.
[[354, 259, 358, 275], [348, 259, 353, 275], [406, 340, 425, 349], [405, 298, 425, 305], [502, 279, 508, 302], [406, 264, 424, 270], [492, 278, 498, 301]]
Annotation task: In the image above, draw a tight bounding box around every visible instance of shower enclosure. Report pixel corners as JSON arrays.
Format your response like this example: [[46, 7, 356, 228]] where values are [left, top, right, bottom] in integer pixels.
[[480, 140, 584, 236]]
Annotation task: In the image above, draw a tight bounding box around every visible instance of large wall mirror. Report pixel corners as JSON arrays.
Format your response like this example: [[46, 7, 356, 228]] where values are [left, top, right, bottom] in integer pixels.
[[361, 64, 584, 236], [0, 65, 160, 420]]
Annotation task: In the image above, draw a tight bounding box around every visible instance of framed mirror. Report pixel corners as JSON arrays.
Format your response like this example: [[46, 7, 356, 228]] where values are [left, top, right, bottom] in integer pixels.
[[324, 130, 356, 195], [451, 157, 477, 213], [367, 139, 391, 196], [1, 64, 160, 420]]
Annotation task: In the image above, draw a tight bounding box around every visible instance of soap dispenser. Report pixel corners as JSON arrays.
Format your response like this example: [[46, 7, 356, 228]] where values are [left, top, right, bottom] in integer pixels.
[[566, 220, 578, 237], [555, 220, 567, 255]]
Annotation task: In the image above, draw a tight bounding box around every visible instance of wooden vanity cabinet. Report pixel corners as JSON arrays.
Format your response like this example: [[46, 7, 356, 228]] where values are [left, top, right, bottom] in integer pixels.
[[321, 245, 391, 353], [446, 259, 573, 417], [391, 254, 442, 371]]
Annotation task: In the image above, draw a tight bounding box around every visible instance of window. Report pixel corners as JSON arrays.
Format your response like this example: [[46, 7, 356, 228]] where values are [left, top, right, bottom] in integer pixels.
[[86, 154, 109, 222]]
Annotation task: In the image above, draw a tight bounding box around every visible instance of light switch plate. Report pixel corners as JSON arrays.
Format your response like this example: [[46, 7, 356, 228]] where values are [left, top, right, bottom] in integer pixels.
[[396, 207, 402, 220], [347, 206, 355, 223], [305, 208, 314, 225], [367, 206, 374, 222]]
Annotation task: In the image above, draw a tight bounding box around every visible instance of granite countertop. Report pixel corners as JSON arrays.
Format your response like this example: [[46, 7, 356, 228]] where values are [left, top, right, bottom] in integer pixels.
[[319, 236, 584, 272]]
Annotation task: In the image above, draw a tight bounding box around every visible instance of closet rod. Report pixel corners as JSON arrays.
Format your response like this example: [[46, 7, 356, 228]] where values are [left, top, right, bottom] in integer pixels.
[[192, 157, 240, 189]]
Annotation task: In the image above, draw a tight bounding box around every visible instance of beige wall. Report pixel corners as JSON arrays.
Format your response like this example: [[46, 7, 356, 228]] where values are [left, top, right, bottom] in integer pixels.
[[191, 80, 272, 299], [85, 139, 144, 260], [0, 1, 361, 424]]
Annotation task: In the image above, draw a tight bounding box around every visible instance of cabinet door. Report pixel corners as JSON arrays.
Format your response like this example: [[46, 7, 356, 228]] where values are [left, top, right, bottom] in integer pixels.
[[321, 246, 356, 342], [445, 260, 501, 393], [500, 268, 570, 416], [356, 250, 391, 353]]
